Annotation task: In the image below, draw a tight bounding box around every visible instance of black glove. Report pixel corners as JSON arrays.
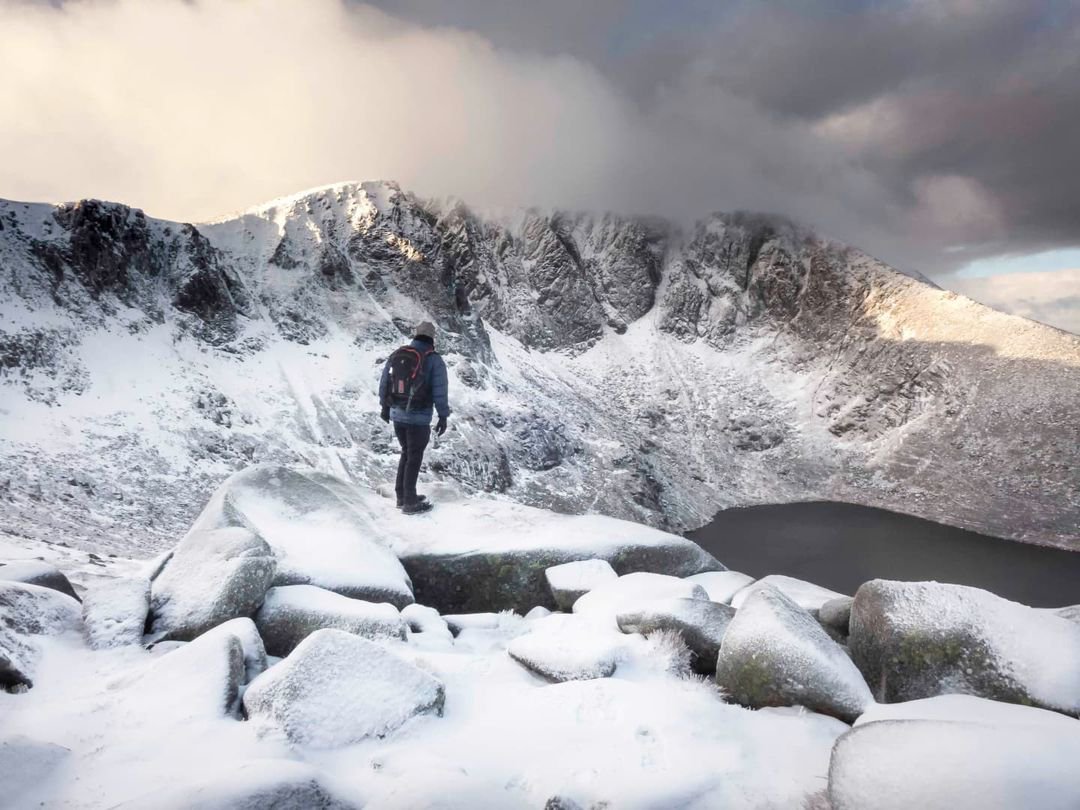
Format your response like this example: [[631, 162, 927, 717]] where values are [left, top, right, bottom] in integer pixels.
[[435, 416, 447, 436], [380, 406, 390, 424]]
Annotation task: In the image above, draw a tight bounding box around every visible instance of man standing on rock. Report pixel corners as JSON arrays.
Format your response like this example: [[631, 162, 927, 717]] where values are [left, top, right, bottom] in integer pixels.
[[379, 320, 450, 514]]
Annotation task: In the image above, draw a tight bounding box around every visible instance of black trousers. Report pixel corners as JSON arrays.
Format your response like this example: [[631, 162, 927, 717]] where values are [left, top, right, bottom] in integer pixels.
[[394, 422, 431, 504]]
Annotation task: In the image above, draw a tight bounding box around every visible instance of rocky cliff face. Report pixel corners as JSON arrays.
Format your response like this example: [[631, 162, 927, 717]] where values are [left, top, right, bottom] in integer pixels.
[[1, 181, 1077, 556]]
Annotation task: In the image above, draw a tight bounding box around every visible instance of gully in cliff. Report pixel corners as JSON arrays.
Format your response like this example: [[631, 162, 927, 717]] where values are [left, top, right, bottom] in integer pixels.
[[379, 320, 451, 514]]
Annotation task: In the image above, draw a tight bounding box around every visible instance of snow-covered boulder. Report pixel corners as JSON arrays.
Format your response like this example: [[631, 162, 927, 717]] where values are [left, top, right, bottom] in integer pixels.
[[854, 693, 1080, 731], [197, 618, 267, 684], [715, 584, 873, 722], [730, 575, 846, 612], [685, 571, 755, 604], [142, 760, 358, 810], [849, 579, 1080, 715], [616, 597, 735, 674], [0, 580, 82, 636], [402, 603, 454, 650], [828, 718, 1080, 810], [394, 501, 722, 614], [507, 616, 622, 682], [82, 576, 151, 649], [817, 596, 854, 637], [545, 559, 618, 611], [189, 466, 414, 608], [149, 526, 276, 641], [0, 561, 80, 601], [115, 626, 246, 718], [243, 628, 445, 748], [0, 628, 36, 690], [254, 585, 406, 657], [572, 572, 708, 625]]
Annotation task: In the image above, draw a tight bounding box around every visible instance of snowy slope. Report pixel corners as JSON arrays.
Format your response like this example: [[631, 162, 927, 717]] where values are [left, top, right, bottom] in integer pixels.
[[0, 182, 1078, 558]]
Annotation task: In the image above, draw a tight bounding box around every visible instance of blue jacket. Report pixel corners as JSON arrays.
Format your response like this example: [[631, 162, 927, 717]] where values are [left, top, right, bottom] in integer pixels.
[[379, 338, 451, 425]]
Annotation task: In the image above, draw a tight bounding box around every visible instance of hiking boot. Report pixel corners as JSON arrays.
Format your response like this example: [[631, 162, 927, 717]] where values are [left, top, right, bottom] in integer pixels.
[[402, 499, 433, 515], [397, 494, 428, 509]]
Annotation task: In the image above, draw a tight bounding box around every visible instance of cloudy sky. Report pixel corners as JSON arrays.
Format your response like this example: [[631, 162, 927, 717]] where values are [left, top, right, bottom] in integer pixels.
[[1, 0, 1078, 331]]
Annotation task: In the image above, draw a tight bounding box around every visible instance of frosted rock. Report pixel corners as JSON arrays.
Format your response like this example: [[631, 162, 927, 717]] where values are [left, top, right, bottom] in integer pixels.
[[0, 561, 79, 601], [149, 526, 275, 641], [0, 627, 36, 690], [507, 617, 621, 682], [572, 572, 708, 625], [730, 575, 846, 612], [716, 584, 873, 722], [115, 627, 246, 718], [617, 597, 735, 674], [192, 466, 414, 608], [849, 579, 1080, 715], [254, 585, 405, 657], [197, 617, 267, 684], [243, 628, 444, 748], [402, 603, 453, 649], [828, 719, 1080, 810], [817, 596, 854, 636], [140, 759, 358, 810], [545, 559, 618, 611], [82, 576, 151, 649], [685, 571, 755, 604]]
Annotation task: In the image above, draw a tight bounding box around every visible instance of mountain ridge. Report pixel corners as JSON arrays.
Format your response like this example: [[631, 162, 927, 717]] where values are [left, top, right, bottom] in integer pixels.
[[0, 181, 1077, 556]]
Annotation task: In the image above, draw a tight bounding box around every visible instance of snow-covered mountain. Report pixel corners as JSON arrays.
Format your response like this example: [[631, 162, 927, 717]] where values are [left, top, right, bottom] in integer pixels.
[[1, 180, 1077, 555]]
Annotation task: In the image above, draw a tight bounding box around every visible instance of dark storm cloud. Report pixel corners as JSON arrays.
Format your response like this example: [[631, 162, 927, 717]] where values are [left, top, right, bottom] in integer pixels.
[[369, 0, 1080, 271]]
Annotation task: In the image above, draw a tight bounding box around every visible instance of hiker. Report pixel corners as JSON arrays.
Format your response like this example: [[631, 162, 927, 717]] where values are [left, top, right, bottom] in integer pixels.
[[379, 320, 450, 514]]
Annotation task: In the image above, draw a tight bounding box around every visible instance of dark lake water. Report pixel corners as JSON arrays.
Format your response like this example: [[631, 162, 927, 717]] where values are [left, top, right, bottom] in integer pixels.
[[686, 501, 1080, 608]]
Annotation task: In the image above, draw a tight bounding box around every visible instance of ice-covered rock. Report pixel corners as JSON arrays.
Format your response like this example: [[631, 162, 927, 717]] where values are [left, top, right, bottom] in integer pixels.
[[243, 628, 445, 748], [545, 559, 618, 611], [849, 579, 1080, 715], [572, 572, 709, 625], [254, 585, 405, 657], [0, 561, 80, 601], [149, 526, 275, 641], [141, 759, 358, 810], [730, 575, 846, 612], [616, 597, 735, 674], [82, 576, 151, 649], [715, 584, 873, 722], [197, 617, 267, 684], [685, 571, 755, 604], [828, 718, 1080, 810], [817, 596, 854, 636], [396, 503, 722, 614], [191, 466, 414, 608], [115, 626, 246, 718], [507, 616, 622, 682]]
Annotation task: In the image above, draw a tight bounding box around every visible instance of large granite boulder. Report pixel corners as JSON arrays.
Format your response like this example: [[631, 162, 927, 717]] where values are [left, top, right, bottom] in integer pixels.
[[0, 561, 80, 601], [573, 572, 709, 625], [187, 466, 414, 608], [395, 503, 722, 614], [149, 526, 276, 641], [828, 718, 1080, 810], [82, 576, 151, 649], [617, 597, 736, 674], [197, 618, 267, 684], [849, 579, 1080, 716], [254, 585, 406, 657], [817, 596, 854, 637], [507, 615, 622, 682], [715, 584, 873, 722], [243, 629, 444, 748], [544, 559, 618, 611]]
